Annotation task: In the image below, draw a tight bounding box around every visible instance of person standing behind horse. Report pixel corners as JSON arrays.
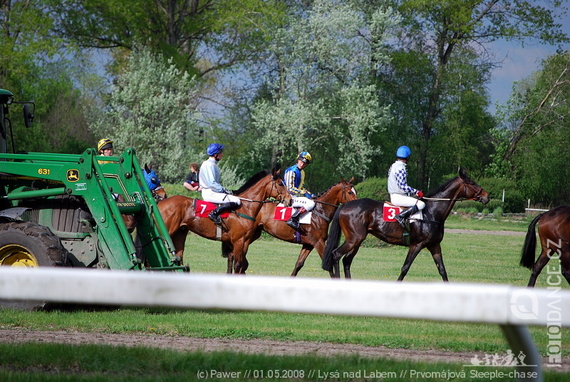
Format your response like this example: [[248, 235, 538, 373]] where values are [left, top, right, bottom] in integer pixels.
[[183, 162, 201, 192], [283, 151, 316, 230], [387, 146, 425, 228], [199, 143, 241, 225]]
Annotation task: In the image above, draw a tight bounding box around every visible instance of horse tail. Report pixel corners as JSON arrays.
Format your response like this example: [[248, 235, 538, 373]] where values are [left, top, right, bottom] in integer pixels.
[[322, 204, 344, 271], [520, 213, 543, 269]]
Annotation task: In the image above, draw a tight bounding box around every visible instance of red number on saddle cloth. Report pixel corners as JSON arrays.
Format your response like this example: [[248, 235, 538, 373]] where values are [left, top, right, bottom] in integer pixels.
[[274, 206, 293, 221], [383, 204, 402, 222], [195, 200, 230, 218]]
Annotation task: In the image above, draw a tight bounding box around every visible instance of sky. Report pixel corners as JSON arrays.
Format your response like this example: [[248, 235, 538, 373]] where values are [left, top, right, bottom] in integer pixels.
[[487, 11, 570, 113]]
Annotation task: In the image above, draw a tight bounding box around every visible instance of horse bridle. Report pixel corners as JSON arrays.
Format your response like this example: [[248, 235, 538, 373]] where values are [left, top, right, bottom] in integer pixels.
[[422, 179, 483, 202]]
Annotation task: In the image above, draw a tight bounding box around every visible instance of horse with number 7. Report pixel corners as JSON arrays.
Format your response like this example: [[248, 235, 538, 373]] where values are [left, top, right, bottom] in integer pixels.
[[322, 168, 489, 280]]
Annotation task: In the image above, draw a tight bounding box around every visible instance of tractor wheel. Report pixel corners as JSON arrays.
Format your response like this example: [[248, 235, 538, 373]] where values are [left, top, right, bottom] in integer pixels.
[[0, 221, 70, 310]]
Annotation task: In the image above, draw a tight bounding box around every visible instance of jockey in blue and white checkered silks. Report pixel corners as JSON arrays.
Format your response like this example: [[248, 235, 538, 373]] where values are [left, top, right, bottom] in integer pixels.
[[283, 151, 316, 231], [199, 143, 241, 225], [387, 146, 425, 228]]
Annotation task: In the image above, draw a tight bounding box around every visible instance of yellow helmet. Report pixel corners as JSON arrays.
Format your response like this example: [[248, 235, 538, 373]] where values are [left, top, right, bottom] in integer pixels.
[[97, 138, 113, 152], [297, 151, 312, 164]]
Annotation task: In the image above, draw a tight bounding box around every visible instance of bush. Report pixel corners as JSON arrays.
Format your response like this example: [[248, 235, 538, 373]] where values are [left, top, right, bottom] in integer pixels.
[[354, 177, 389, 201]]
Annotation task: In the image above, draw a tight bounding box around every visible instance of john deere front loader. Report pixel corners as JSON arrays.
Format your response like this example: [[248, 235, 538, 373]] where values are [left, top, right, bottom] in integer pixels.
[[0, 89, 187, 307]]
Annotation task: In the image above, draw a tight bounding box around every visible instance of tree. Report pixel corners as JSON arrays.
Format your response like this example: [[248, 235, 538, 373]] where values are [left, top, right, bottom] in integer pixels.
[[1, 0, 95, 153], [248, 0, 396, 188], [87, 49, 202, 183], [493, 52, 570, 205], [387, 0, 568, 186]]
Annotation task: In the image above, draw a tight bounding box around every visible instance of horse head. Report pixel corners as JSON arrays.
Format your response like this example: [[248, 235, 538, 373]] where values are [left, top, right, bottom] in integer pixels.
[[318, 177, 358, 205], [458, 168, 489, 204], [271, 168, 292, 206], [143, 164, 167, 201]]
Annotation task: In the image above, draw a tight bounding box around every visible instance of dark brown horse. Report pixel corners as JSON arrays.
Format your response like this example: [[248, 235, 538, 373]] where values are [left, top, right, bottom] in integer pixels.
[[250, 178, 357, 276], [520, 205, 570, 287], [322, 169, 489, 281], [158, 169, 290, 274]]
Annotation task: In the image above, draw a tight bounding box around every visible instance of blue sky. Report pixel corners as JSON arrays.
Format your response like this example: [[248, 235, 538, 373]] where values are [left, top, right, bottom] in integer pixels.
[[487, 11, 570, 112]]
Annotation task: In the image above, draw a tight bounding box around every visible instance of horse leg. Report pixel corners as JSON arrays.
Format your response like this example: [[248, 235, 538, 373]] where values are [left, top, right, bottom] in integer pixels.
[[397, 245, 423, 281], [528, 249, 551, 287], [232, 240, 250, 274], [291, 245, 313, 276], [170, 229, 188, 265], [341, 245, 361, 279], [559, 247, 570, 286], [428, 244, 448, 282]]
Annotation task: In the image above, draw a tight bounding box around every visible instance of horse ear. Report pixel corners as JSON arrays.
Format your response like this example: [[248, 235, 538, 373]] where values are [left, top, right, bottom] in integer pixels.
[[459, 167, 467, 178], [144, 163, 150, 173], [349, 176, 354, 183]]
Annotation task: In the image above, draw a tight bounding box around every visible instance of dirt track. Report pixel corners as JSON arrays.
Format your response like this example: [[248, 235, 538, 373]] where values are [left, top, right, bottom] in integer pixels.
[[3, 328, 568, 372]]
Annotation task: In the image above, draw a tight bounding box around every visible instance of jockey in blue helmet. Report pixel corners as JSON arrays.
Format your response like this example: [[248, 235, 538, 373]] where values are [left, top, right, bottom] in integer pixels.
[[283, 151, 316, 230], [387, 146, 425, 228], [199, 143, 241, 224]]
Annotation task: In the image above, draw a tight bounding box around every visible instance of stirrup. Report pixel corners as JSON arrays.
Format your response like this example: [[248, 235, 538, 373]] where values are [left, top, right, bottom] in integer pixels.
[[286, 219, 300, 230], [209, 212, 222, 225]]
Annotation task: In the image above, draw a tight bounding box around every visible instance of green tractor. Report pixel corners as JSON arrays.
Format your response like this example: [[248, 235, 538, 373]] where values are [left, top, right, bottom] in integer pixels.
[[0, 89, 187, 307]]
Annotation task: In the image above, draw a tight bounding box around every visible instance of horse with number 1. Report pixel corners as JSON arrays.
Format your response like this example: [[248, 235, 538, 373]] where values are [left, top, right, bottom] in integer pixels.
[[249, 178, 358, 276], [158, 169, 291, 274], [322, 168, 489, 280], [520, 205, 570, 287]]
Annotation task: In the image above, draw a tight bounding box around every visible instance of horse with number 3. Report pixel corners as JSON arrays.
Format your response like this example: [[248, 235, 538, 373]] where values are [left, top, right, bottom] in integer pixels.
[[158, 169, 291, 274], [520, 205, 570, 287], [322, 169, 489, 280]]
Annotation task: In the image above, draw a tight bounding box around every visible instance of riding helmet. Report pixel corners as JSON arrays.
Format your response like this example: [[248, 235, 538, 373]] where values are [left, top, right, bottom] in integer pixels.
[[98, 138, 113, 152], [396, 146, 411, 159], [297, 151, 312, 164], [207, 143, 225, 156]]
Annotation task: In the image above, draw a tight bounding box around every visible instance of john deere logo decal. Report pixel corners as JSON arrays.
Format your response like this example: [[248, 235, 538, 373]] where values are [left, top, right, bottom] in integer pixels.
[[67, 169, 80, 182]]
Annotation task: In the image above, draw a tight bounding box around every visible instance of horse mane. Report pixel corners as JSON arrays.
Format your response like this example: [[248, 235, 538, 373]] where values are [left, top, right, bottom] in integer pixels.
[[315, 181, 344, 198], [426, 170, 475, 197], [234, 170, 270, 195]]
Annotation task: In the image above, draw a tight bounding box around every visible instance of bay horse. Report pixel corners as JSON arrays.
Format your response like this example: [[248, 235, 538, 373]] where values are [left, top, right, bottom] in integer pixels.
[[520, 205, 570, 287], [250, 178, 357, 276], [322, 168, 489, 281], [158, 169, 290, 274]]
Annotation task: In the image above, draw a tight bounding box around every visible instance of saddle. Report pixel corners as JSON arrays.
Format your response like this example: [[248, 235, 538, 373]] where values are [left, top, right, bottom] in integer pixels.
[[382, 202, 422, 222], [194, 200, 230, 218], [273, 204, 312, 225]]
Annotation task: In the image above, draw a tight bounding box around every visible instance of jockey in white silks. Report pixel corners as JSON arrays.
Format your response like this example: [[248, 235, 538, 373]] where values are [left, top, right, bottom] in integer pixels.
[[387, 145, 425, 228], [199, 143, 241, 224], [283, 151, 316, 230]]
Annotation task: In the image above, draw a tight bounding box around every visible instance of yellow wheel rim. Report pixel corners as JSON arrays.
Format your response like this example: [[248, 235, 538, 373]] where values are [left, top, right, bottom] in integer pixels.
[[0, 244, 39, 267]]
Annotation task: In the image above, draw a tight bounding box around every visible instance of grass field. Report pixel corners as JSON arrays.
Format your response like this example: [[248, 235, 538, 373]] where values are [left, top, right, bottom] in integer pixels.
[[1, 214, 569, 381]]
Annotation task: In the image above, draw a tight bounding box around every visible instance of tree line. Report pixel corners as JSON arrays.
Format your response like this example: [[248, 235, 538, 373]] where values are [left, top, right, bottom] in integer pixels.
[[1, 0, 569, 210]]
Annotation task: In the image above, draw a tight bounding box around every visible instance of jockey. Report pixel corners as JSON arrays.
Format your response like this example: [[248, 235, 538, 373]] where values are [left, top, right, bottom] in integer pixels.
[[98, 138, 113, 155], [199, 143, 241, 225], [387, 145, 425, 227], [283, 151, 316, 230]]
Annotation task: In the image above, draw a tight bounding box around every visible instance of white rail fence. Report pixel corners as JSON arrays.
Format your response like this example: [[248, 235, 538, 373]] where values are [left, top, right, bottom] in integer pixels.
[[1, 267, 569, 381]]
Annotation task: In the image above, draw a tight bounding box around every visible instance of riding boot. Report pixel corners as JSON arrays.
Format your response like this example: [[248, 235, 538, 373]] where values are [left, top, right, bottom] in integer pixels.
[[395, 205, 419, 228], [209, 202, 240, 225], [286, 207, 307, 231]]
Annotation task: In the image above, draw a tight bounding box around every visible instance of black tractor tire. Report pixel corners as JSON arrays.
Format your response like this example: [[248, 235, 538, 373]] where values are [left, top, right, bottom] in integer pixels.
[[0, 221, 71, 310]]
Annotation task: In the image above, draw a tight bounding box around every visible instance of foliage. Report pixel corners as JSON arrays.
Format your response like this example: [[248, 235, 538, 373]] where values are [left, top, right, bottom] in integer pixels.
[[248, 0, 396, 189], [379, 0, 568, 186], [0, 0, 95, 154], [354, 177, 389, 201], [86, 49, 202, 183], [493, 52, 570, 206]]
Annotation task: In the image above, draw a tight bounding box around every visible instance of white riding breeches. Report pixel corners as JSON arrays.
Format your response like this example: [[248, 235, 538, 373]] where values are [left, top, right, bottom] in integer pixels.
[[291, 196, 315, 211], [201, 188, 241, 205], [390, 193, 425, 210]]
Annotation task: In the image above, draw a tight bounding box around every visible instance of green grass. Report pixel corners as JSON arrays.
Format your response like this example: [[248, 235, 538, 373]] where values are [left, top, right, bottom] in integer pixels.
[[1, 217, 569, 380]]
